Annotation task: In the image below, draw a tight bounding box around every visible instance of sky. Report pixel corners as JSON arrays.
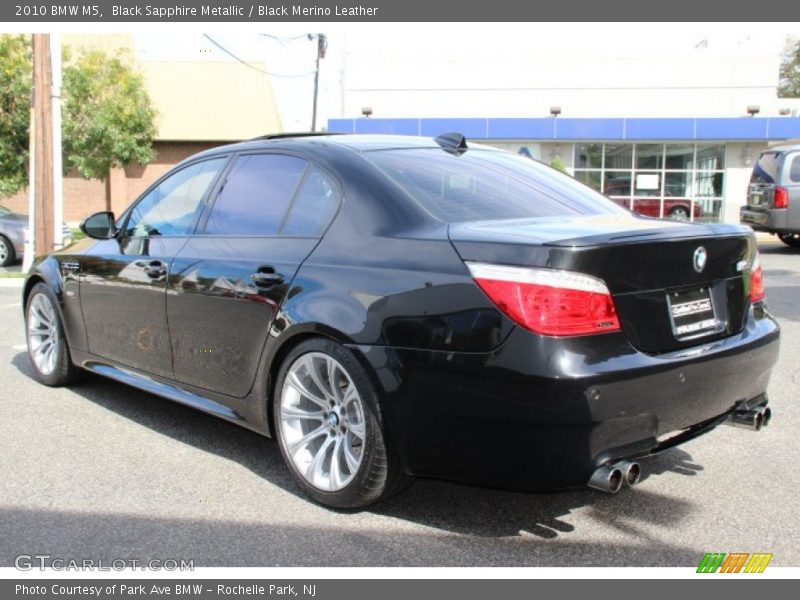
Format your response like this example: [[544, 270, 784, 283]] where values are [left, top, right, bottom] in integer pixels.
[[130, 23, 797, 130]]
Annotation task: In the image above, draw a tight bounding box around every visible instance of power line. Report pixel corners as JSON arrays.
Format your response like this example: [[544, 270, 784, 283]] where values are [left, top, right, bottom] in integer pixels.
[[203, 34, 315, 78], [260, 33, 314, 47]]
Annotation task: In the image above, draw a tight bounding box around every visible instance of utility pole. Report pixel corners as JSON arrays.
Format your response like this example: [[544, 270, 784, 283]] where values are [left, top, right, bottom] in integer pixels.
[[310, 33, 327, 132], [51, 33, 64, 249], [31, 34, 55, 259]]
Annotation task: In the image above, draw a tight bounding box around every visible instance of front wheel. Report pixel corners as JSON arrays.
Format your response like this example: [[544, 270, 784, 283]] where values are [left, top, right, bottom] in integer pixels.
[[778, 232, 800, 248], [273, 338, 412, 508], [25, 283, 82, 386]]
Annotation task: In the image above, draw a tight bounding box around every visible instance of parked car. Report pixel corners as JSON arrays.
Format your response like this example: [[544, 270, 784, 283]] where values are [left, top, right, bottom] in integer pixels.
[[0, 205, 72, 267], [603, 179, 703, 220], [740, 145, 800, 247], [610, 196, 702, 220], [23, 133, 779, 508]]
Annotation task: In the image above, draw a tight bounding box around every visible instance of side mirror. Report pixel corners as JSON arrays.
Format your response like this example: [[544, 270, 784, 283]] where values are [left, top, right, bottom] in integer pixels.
[[80, 211, 117, 240]]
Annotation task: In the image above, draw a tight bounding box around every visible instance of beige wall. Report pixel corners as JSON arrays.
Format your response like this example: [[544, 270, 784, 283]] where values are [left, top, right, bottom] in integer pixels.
[[144, 61, 282, 141], [62, 34, 282, 141]]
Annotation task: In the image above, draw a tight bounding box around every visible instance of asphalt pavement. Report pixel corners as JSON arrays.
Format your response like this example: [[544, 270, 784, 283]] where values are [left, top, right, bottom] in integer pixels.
[[0, 238, 798, 567]]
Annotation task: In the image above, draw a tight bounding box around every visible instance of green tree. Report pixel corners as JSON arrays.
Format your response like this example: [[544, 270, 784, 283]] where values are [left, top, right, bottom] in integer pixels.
[[0, 37, 157, 205], [550, 155, 568, 173], [62, 48, 157, 209], [779, 36, 800, 98], [0, 35, 32, 197]]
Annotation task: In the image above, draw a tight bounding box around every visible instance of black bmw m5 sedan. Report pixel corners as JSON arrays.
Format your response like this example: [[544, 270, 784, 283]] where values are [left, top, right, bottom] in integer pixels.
[[23, 133, 779, 508]]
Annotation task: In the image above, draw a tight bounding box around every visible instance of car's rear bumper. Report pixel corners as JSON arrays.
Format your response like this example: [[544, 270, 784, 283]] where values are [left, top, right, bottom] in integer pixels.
[[354, 304, 780, 490], [741, 206, 792, 233]]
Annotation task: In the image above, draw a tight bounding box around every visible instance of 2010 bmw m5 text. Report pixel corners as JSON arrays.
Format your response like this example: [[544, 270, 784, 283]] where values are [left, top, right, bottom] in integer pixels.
[[23, 133, 780, 508]]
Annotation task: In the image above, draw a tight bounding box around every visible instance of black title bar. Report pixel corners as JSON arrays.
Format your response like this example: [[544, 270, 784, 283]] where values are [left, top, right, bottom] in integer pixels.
[[3, 0, 800, 22]]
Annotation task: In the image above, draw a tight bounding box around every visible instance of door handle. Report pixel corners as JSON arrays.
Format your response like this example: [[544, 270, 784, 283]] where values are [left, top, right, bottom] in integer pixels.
[[145, 260, 167, 279], [251, 268, 284, 287]]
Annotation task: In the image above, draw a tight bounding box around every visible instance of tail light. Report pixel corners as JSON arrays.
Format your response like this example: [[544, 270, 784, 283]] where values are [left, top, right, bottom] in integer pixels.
[[750, 255, 766, 303], [774, 187, 789, 209], [466, 262, 621, 336]]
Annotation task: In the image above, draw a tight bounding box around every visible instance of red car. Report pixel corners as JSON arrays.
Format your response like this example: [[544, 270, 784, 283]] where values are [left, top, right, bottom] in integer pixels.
[[602, 178, 703, 220], [609, 197, 703, 221]]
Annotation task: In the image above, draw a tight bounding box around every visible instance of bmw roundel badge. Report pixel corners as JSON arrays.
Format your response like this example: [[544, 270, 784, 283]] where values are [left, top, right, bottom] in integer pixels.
[[693, 246, 707, 273]]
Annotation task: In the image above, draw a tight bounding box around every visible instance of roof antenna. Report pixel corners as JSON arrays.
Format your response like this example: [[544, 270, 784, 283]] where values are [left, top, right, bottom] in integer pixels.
[[434, 132, 468, 156]]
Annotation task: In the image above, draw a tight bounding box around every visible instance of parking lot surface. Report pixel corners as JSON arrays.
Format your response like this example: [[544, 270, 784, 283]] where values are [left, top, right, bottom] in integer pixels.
[[1, 238, 798, 567]]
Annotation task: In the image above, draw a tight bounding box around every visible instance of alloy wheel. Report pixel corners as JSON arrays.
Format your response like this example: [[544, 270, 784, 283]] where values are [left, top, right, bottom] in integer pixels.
[[279, 352, 366, 492], [27, 293, 60, 376], [669, 207, 690, 221], [0, 238, 9, 265]]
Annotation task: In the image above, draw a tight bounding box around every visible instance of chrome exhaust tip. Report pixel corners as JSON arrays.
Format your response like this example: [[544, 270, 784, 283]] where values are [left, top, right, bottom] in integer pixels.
[[760, 407, 772, 427], [728, 409, 764, 431], [618, 461, 642, 486], [588, 464, 623, 494]]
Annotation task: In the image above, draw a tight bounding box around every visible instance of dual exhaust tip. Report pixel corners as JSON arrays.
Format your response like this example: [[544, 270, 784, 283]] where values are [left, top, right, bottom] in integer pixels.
[[728, 406, 772, 431], [589, 405, 772, 493], [588, 460, 641, 494]]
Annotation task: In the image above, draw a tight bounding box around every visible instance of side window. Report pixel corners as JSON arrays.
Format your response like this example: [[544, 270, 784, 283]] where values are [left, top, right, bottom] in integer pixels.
[[789, 155, 800, 184], [124, 158, 226, 237], [282, 167, 341, 236], [204, 154, 308, 235]]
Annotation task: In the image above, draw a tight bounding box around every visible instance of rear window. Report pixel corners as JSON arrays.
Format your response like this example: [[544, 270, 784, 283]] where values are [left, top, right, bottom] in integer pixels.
[[750, 152, 783, 184], [364, 148, 627, 222], [790, 154, 800, 183]]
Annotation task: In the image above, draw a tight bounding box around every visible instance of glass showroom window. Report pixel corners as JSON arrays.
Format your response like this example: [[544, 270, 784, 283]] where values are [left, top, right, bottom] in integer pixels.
[[573, 143, 725, 221], [485, 141, 543, 160]]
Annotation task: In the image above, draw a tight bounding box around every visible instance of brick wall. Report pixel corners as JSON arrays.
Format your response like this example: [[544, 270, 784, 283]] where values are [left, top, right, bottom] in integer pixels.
[[0, 141, 227, 223]]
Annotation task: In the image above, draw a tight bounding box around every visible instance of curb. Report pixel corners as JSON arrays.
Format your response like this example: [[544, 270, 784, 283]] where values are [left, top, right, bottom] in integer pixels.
[[0, 279, 24, 288]]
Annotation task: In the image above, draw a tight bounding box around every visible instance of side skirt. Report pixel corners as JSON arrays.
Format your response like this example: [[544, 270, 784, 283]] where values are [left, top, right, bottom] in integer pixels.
[[74, 354, 270, 436]]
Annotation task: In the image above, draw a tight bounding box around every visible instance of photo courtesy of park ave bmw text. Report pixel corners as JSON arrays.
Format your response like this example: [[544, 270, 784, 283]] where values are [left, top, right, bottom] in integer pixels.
[[0, 0, 800, 595]]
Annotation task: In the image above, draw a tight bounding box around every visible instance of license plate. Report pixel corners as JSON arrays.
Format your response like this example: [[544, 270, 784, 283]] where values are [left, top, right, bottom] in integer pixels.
[[667, 287, 718, 338]]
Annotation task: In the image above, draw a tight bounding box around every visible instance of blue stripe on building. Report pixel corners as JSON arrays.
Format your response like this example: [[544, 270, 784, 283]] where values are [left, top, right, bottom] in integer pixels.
[[327, 117, 800, 141]]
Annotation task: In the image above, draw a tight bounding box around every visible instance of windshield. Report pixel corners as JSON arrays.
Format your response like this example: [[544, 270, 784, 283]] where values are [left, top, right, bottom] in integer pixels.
[[364, 148, 628, 223]]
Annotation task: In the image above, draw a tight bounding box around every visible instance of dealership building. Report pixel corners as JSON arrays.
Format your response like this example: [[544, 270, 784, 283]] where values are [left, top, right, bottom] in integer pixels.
[[326, 29, 800, 224], [328, 115, 800, 223], [2, 29, 798, 226]]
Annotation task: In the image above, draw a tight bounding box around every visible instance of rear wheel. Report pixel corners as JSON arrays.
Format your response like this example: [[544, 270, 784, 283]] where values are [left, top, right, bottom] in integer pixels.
[[25, 283, 82, 386], [0, 235, 15, 267], [273, 338, 412, 508], [778, 232, 800, 248]]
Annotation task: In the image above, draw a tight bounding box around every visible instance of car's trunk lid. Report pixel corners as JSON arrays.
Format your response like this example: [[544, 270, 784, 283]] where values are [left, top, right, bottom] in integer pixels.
[[449, 214, 754, 354]]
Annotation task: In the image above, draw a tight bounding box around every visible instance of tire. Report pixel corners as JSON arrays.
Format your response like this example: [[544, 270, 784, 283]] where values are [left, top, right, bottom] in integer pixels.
[[273, 338, 412, 509], [668, 206, 690, 221], [25, 283, 83, 386], [0, 234, 15, 267], [778, 233, 800, 248]]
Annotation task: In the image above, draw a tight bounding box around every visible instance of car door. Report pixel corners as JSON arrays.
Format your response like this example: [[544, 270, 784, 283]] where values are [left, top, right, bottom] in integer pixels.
[[80, 157, 228, 378], [167, 153, 341, 397]]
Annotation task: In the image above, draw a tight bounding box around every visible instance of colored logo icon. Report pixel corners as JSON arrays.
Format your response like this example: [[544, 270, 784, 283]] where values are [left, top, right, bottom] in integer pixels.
[[697, 552, 773, 573]]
